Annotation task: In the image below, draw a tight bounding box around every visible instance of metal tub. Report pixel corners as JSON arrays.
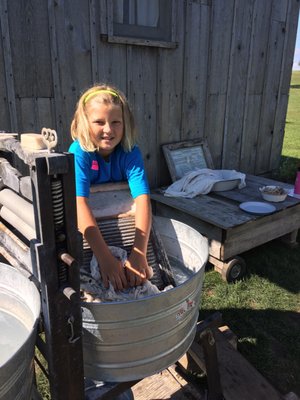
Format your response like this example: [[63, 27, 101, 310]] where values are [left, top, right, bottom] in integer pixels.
[[0, 263, 40, 400], [82, 216, 209, 382]]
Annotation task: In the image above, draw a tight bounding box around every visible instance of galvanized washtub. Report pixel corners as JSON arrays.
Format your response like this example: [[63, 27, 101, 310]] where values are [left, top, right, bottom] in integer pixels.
[[0, 263, 40, 400], [82, 216, 209, 382]]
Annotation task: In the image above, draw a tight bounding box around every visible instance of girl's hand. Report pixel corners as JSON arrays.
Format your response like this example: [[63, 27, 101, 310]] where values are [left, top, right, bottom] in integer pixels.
[[99, 251, 128, 290], [126, 248, 153, 287]]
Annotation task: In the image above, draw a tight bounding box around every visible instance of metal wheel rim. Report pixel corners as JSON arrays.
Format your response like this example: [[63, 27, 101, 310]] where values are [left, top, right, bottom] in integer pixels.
[[230, 263, 242, 279]]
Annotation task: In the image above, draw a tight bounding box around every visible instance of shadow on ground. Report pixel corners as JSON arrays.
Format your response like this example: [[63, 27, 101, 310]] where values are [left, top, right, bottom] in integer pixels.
[[242, 237, 300, 294], [198, 307, 300, 396]]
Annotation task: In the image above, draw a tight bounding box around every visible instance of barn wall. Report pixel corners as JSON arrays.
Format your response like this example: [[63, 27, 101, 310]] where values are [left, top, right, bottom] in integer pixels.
[[0, 0, 299, 187]]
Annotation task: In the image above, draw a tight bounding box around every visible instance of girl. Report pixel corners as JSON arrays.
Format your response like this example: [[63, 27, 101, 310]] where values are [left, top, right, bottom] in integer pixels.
[[69, 84, 152, 291]]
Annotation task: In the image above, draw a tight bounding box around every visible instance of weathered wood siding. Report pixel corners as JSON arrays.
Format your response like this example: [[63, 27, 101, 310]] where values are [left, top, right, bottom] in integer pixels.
[[0, 0, 299, 187]]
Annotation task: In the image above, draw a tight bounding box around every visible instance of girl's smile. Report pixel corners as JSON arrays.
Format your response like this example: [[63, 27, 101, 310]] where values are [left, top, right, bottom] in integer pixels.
[[86, 102, 124, 158]]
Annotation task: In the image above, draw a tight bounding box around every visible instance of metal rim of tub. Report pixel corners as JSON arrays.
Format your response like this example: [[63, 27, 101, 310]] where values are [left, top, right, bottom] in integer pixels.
[[0, 263, 41, 400]]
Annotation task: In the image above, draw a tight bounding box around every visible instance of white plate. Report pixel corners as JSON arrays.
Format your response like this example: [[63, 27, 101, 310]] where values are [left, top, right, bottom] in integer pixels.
[[239, 201, 276, 215]]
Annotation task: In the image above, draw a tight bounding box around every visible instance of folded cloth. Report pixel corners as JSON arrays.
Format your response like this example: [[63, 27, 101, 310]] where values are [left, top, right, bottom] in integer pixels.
[[164, 168, 246, 198], [80, 246, 171, 302]]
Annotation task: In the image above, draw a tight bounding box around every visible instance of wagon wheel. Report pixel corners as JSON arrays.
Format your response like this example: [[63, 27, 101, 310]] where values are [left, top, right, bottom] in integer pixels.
[[221, 256, 246, 283]]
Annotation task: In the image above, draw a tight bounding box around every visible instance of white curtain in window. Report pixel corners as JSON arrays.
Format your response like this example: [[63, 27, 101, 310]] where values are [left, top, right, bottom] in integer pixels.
[[113, 0, 159, 27]]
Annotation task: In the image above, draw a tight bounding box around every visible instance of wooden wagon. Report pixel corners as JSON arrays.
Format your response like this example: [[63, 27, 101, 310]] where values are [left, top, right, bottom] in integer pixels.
[[151, 139, 300, 282]]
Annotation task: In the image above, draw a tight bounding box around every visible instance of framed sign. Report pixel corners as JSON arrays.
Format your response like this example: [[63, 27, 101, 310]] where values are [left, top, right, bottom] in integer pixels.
[[162, 139, 214, 182]]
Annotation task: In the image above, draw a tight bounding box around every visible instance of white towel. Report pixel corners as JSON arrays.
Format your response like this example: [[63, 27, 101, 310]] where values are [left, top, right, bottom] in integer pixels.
[[80, 246, 171, 302], [164, 168, 246, 198]]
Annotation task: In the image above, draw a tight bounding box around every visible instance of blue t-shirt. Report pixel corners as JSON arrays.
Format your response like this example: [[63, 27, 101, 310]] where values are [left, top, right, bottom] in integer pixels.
[[68, 141, 150, 199]]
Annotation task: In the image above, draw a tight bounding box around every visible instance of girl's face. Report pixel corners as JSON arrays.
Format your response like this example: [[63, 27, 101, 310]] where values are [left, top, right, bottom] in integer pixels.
[[86, 101, 124, 158]]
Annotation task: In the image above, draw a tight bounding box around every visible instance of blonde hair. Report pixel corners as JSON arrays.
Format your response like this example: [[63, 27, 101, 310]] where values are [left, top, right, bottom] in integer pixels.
[[71, 84, 137, 152]]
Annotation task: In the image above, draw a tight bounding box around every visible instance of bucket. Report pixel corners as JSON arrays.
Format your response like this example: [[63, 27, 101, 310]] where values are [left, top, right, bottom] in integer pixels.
[[82, 216, 209, 382], [0, 263, 41, 400]]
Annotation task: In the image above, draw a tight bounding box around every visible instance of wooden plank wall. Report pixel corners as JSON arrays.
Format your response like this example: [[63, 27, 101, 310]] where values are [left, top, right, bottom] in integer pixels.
[[0, 0, 299, 187]]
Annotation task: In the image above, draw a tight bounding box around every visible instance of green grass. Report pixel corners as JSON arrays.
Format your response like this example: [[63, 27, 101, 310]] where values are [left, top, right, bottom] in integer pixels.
[[200, 72, 300, 396], [200, 244, 300, 395], [282, 71, 300, 159], [276, 71, 300, 182]]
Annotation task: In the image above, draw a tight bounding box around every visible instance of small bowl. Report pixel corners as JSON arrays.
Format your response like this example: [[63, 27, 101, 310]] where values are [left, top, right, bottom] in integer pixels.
[[212, 178, 240, 192], [259, 186, 288, 202]]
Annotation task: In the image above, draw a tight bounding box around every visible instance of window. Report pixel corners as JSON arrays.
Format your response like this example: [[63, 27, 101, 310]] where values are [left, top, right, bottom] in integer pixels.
[[104, 0, 177, 48]]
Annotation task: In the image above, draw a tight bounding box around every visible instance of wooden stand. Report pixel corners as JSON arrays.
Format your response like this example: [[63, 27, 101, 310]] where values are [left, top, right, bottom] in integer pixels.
[[177, 312, 299, 400], [84, 312, 299, 400], [154, 140, 300, 283]]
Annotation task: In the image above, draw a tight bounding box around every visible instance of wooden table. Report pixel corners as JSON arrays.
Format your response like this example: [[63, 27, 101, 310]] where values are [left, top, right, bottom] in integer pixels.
[[151, 174, 300, 282]]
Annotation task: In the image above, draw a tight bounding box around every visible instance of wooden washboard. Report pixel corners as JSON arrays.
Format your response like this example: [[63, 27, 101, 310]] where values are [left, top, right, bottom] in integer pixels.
[[82, 182, 175, 290]]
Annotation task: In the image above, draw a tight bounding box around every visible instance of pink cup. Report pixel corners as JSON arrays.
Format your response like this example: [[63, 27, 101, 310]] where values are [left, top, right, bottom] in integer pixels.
[[294, 169, 300, 195]]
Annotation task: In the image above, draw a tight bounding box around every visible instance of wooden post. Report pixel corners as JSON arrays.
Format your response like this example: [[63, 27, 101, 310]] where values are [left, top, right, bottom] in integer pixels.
[[31, 153, 85, 400], [200, 328, 224, 400]]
